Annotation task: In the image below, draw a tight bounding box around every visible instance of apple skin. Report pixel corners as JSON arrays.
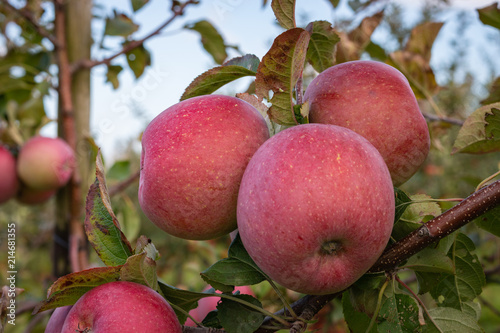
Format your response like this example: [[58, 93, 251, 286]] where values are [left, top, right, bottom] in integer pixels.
[[45, 305, 72, 333], [61, 281, 182, 333], [17, 136, 76, 191], [0, 146, 18, 204], [237, 124, 395, 295], [185, 286, 254, 326], [303, 60, 430, 186], [139, 95, 270, 240]]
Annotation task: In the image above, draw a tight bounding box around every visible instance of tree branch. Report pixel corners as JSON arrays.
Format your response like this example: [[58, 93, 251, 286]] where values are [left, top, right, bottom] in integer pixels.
[[54, 0, 88, 274], [0, 0, 59, 46], [73, 0, 199, 72], [422, 112, 464, 126], [108, 170, 140, 197]]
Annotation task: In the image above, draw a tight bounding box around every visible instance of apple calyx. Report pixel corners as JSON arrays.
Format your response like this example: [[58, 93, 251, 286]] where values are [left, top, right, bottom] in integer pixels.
[[320, 240, 342, 255]]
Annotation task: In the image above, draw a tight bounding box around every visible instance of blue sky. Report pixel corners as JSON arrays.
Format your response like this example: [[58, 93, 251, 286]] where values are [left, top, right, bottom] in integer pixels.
[[39, 0, 500, 161]]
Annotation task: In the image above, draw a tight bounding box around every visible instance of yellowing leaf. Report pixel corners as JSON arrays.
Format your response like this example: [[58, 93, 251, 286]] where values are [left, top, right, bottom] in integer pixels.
[[452, 103, 500, 154]]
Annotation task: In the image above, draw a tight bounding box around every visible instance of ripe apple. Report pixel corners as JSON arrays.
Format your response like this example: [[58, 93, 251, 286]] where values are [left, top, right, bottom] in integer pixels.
[[237, 124, 395, 295], [139, 95, 270, 240], [0, 145, 18, 204], [16, 185, 56, 205], [185, 285, 254, 326], [17, 136, 76, 190], [61, 281, 182, 333], [303, 60, 430, 186], [45, 305, 72, 333]]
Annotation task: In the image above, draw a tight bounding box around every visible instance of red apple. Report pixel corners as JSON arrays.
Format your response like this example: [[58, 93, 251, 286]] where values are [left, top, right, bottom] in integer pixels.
[[185, 286, 254, 326], [0, 145, 18, 204], [303, 60, 430, 186], [17, 136, 76, 190], [16, 185, 56, 205], [61, 281, 182, 333], [139, 95, 270, 240], [237, 124, 395, 295], [45, 305, 72, 333]]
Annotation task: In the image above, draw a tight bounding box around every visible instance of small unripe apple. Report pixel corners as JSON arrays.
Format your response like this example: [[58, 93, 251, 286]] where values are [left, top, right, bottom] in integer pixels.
[[17, 136, 76, 190], [45, 305, 72, 333], [139, 95, 270, 240], [61, 281, 182, 333], [303, 60, 430, 186], [237, 124, 395, 295], [185, 285, 254, 326], [0, 145, 18, 204]]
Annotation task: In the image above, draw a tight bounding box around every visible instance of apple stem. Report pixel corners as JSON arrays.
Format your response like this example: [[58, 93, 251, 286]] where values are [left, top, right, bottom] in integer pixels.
[[295, 76, 303, 105]]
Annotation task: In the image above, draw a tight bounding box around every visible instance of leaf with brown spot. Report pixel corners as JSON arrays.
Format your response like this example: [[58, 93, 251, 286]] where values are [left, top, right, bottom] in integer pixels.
[[85, 151, 133, 266], [33, 266, 122, 313], [255, 28, 310, 125]]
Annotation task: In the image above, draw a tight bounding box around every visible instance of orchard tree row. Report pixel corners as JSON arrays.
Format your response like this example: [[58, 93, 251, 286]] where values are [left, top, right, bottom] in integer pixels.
[[1, 0, 500, 332]]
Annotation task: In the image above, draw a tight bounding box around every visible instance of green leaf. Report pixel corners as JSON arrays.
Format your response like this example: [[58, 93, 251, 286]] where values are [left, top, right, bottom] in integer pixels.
[[125, 44, 151, 79], [185, 20, 227, 64], [255, 28, 310, 125], [342, 291, 378, 333], [104, 11, 139, 37], [119, 252, 158, 291], [228, 234, 266, 275], [305, 20, 340, 73], [394, 187, 412, 223], [481, 76, 500, 105], [452, 103, 500, 154], [217, 294, 265, 333], [201, 258, 267, 287], [474, 206, 500, 237], [477, 3, 500, 30], [402, 248, 454, 274], [423, 307, 483, 333], [84, 152, 133, 266], [131, 0, 149, 12], [378, 293, 420, 332], [180, 55, 259, 101], [223, 54, 260, 71], [271, 0, 296, 30], [158, 282, 206, 323], [400, 194, 441, 223], [365, 41, 387, 61], [118, 196, 142, 242], [106, 65, 123, 90], [430, 233, 486, 311], [33, 266, 122, 313], [107, 160, 130, 181]]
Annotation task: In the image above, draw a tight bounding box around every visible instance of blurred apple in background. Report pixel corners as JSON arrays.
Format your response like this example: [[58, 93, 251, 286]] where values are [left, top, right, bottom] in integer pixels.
[[185, 285, 255, 326], [0, 145, 18, 204], [17, 136, 76, 191]]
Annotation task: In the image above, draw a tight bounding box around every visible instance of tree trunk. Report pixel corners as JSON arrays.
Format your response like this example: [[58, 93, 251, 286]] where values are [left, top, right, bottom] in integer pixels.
[[53, 0, 92, 278]]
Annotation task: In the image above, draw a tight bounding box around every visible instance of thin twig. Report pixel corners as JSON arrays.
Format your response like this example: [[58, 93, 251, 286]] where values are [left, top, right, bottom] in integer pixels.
[[0, 0, 59, 46], [108, 170, 140, 197], [74, 0, 199, 72], [423, 112, 464, 126]]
